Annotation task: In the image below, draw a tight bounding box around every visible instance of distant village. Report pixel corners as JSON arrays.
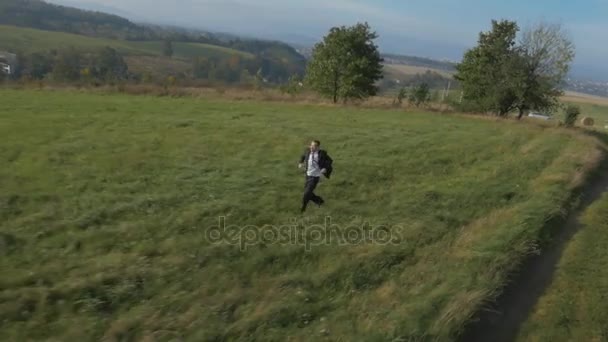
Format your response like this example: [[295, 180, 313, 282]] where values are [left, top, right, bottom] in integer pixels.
[[566, 78, 608, 97]]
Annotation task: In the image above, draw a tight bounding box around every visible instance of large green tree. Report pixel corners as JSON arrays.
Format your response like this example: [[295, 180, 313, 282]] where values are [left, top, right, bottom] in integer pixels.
[[305, 22, 383, 103], [456, 20, 575, 118], [455, 20, 521, 116]]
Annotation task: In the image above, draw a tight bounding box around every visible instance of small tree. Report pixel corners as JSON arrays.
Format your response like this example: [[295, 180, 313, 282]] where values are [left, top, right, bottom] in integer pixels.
[[280, 75, 303, 96], [253, 68, 264, 90], [52, 48, 82, 82], [94, 47, 128, 81], [394, 87, 407, 105], [409, 83, 431, 107], [163, 39, 174, 57], [564, 104, 581, 127], [305, 22, 383, 103], [239, 69, 253, 85], [23, 52, 53, 80]]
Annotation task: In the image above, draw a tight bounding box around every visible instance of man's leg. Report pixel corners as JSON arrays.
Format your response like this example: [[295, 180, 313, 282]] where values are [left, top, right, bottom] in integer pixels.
[[302, 176, 320, 212], [310, 180, 324, 206]]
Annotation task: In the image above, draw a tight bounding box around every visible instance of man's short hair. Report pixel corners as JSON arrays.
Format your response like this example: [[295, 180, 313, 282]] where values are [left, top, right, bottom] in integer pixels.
[[312, 140, 321, 146]]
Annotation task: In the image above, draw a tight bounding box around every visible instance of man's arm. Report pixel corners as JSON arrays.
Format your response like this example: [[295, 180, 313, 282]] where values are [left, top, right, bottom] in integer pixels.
[[320, 150, 332, 176], [298, 150, 307, 168], [319, 150, 329, 174]]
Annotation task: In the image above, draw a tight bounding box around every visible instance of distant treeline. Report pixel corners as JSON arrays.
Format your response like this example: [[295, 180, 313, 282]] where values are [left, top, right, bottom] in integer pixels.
[[192, 54, 302, 84], [11, 47, 129, 83], [7, 46, 301, 86]]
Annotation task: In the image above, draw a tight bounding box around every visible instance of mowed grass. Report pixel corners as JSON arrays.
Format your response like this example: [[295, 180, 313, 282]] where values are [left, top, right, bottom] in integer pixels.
[[517, 191, 608, 341], [0, 25, 249, 59], [0, 89, 604, 341]]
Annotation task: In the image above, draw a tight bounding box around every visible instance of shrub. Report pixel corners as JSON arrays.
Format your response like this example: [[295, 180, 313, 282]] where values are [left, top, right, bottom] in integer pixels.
[[564, 104, 581, 127], [408, 83, 431, 107], [393, 87, 407, 106]]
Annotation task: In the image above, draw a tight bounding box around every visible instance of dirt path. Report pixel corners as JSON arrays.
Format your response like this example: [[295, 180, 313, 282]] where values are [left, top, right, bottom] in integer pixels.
[[458, 168, 608, 342]]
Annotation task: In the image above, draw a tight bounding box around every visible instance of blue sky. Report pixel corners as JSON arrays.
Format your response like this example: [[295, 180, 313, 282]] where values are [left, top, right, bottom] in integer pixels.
[[50, 0, 608, 78]]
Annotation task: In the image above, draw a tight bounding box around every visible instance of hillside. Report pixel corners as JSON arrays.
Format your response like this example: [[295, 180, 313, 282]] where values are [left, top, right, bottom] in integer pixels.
[[0, 0, 306, 79], [0, 0, 155, 40], [0, 25, 251, 60], [0, 89, 603, 341], [0, 25, 303, 82]]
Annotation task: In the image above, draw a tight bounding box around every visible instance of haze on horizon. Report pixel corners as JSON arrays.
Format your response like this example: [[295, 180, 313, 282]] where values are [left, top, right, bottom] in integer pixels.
[[47, 0, 608, 80]]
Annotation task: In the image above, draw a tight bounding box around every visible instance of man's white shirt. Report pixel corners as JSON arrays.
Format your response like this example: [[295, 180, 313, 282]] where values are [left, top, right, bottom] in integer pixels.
[[307, 151, 322, 177]]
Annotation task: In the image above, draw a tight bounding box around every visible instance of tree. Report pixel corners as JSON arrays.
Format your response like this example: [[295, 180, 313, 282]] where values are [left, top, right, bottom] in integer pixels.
[[94, 47, 128, 81], [455, 20, 522, 116], [564, 104, 581, 127], [253, 68, 265, 90], [52, 48, 82, 81], [192, 57, 211, 79], [514, 22, 575, 119], [163, 39, 173, 57], [280, 75, 303, 96], [409, 83, 431, 107], [456, 20, 575, 118], [394, 87, 407, 105], [305, 22, 383, 103], [22, 52, 53, 79]]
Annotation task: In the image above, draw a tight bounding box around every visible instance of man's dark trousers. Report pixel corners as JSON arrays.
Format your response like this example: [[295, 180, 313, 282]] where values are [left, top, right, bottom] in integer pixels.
[[302, 176, 324, 212]]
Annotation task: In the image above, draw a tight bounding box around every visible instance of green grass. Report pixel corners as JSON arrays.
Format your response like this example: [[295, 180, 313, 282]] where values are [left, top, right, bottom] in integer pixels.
[[560, 93, 608, 128], [574, 102, 608, 127], [0, 89, 603, 341], [129, 41, 253, 60], [517, 191, 608, 341], [0, 25, 149, 54], [0, 25, 250, 59]]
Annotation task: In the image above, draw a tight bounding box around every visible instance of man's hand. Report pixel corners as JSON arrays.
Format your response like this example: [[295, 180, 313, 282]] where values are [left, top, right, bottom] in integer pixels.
[[298, 163, 304, 169], [321, 168, 327, 174]]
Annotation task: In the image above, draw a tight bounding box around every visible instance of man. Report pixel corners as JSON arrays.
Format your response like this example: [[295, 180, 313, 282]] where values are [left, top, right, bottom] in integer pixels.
[[298, 140, 333, 213]]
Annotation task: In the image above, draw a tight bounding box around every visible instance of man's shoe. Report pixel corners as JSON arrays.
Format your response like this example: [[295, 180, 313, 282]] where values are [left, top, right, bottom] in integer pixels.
[[317, 199, 325, 208]]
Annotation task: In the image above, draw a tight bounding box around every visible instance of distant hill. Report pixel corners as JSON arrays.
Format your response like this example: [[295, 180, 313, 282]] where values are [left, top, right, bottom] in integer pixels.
[[0, 0, 305, 62], [0, 25, 251, 59], [0, 0, 156, 40], [0, 0, 306, 82]]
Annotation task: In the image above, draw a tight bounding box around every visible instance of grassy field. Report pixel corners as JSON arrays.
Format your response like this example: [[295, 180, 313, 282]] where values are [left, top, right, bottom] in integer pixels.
[[0, 89, 604, 341], [383, 64, 454, 79], [561, 92, 608, 129], [123, 56, 192, 79], [0, 25, 250, 59], [517, 192, 608, 341], [128, 41, 253, 60]]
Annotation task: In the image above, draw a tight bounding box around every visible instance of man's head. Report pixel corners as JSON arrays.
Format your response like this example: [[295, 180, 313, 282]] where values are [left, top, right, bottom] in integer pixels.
[[309, 140, 321, 152]]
